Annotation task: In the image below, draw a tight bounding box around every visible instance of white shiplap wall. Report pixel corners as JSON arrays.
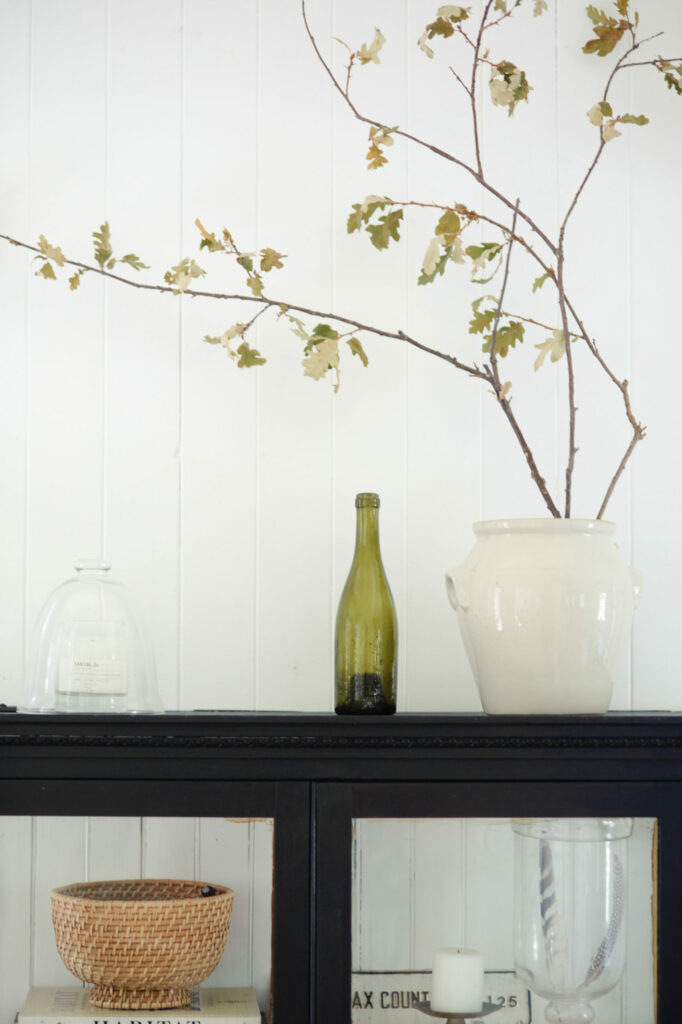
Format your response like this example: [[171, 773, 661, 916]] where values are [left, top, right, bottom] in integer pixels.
[[0, 1, 679, 1021]]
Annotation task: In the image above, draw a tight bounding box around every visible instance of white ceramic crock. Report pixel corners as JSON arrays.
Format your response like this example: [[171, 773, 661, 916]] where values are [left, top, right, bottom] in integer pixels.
[[445, 519, 641, 715]]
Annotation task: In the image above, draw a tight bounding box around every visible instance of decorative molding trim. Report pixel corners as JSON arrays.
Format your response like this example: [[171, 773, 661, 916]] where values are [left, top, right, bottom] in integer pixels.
[[0, 731, 680, 750]]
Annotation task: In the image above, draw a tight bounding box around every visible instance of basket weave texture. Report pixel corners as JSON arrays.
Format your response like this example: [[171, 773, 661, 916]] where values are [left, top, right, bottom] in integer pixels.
[[51, 879, 234, 1009]]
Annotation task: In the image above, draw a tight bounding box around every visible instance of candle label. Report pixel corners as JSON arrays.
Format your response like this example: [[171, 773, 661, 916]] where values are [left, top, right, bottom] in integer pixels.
[[57, 621, 128, 696], [350, 971, 530, 1024]]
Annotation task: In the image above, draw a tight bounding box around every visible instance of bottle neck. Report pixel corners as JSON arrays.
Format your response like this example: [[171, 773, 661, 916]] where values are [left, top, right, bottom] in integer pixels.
[[355, 506, 380, 552]]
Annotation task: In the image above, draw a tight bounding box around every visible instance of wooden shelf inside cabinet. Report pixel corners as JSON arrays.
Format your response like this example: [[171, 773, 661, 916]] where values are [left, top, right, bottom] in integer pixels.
[[0, 711, 681, 1024]]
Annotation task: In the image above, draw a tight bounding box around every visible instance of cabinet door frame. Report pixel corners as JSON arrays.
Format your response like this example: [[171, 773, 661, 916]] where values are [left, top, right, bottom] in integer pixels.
[[0, 777, 312, 1024], [314, 779, 681, 1024]]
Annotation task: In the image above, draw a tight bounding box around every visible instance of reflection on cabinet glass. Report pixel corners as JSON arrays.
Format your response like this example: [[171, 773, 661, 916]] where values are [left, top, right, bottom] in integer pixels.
[[0, 816, 273, 1023], [352, 818, 656, 1024]]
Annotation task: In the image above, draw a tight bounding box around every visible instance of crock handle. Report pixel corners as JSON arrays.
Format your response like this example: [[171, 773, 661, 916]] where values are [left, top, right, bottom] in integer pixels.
[[445, 568, 470, 612]]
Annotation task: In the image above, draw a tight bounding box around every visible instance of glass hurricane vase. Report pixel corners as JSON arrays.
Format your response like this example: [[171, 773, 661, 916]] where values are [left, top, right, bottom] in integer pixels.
[[512, 818, 633, 1024]]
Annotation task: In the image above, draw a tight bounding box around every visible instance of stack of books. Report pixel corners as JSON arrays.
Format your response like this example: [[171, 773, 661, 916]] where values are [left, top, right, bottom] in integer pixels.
[[15, 988, 262, 1024]]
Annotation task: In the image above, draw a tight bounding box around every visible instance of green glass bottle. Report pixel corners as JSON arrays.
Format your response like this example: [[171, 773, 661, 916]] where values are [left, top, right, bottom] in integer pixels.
[[335, 492, 397, 714]]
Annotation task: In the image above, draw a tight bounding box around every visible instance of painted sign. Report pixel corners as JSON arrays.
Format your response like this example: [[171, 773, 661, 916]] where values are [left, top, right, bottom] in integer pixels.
[[350, 970, 531, 1024]]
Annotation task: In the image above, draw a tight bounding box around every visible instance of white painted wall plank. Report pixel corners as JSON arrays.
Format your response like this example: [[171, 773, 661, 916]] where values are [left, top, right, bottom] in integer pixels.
[[253, 0, 335, 711], [104, 0, 184, 710], [180, 0, 260, 712], [413, 820, 467, 964], [88, 817, 141, 880], [0, 818, 32, 1017], [33, 817, 87, 987], [144, 816, 197, 879], [0, 1, 30, 707], [24, 0, 108, 689], [352, 819, 414, 970], [198, 818, 272, 997]]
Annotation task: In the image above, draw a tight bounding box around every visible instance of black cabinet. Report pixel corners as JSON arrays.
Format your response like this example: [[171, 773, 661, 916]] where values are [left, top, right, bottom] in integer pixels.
[[1, 712, 680, 1023]]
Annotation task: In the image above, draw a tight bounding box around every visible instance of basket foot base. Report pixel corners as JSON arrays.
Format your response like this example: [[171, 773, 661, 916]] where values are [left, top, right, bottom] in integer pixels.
[[90, 986, 191, 1010]]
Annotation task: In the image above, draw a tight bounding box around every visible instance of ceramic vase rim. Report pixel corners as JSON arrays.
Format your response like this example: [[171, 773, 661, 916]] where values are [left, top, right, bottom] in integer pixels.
[[473, 517, 616, 536]]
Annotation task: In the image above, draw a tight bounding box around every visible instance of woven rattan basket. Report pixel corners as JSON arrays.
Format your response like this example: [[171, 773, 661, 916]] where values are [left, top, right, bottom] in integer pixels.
[[51, 879, 234, 1009]]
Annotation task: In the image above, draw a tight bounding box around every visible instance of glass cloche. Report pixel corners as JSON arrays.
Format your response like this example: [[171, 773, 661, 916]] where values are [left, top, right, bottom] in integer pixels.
[[24, 560, 162, 713]]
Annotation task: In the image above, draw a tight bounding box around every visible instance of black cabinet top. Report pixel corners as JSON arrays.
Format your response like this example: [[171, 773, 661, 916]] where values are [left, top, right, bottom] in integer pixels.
[[0, 711, 680, 784]]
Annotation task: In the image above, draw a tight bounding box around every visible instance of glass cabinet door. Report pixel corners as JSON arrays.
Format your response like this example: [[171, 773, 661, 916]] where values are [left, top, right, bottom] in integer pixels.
[[351, 817, 656, 1024]]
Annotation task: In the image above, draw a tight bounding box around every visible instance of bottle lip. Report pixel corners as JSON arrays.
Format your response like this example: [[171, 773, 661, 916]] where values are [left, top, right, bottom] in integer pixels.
[[355, 492, 380, 508]]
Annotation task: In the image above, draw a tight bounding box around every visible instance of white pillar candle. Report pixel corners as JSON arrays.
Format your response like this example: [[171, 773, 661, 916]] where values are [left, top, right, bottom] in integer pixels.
[[430, 947, 484, 1013]]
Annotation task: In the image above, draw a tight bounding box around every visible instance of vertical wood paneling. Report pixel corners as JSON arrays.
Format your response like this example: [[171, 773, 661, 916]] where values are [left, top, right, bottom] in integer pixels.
[[33, 817, 86, 986], [555, 2, 633, 710], [404, 0, 485, 711], [25, 0, 108, 681], [465, 821, 514, 969], [413, 819, 467, 963], [352, 819, 414, 970], [105, 0, 184, 710], [0, 818, 32, 1015], [198, 818, 273, 1001], [253, 0, 336, 711], [180, 0, 260, 712], [88, 817, 142, 879], [144, 816, 197, 878], [630, 0, 682, 711], [0, 1, 30, 706]]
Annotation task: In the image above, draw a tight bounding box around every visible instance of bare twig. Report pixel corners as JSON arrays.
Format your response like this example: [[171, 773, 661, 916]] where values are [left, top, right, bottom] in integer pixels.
[[471, 0, 495, 177], [0, 232, 483, 378], [300, 0, 557, 256], [487, 201, 561, 518]]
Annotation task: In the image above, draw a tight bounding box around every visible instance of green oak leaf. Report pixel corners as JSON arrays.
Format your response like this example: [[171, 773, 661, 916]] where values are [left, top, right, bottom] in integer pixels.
[[36, 261, 56, 280], [533, 272, 551, 291], [469, 305, 498, 335], [236, 341, 266, 367], [366, 209, 403, 250], [163, 257, 206, 293], [466, 242, 503, 281], [93, 222, 114, 269], [620, 113, 649, 125], [37, 235, 66, 266], [347, 199, 389, 234], [490, 61, 531, 116], [583, 18, 628, 57], [435, 209, 461, 244], [196, 219, 224, 252], [260, 248, 285, 272], [586, 5, 605, 25], [120, 253, 149, 271], [237, 254, 254, 273], [425, 6, 469, 42], [482, 320, 525, 358], [347, 337, 369, 366], [246, 274, 264, 297], [311, 323, 340, 341], [418, 244, 452, 285], [664, 68, 682, 95], [304, 324, 340, 356]]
